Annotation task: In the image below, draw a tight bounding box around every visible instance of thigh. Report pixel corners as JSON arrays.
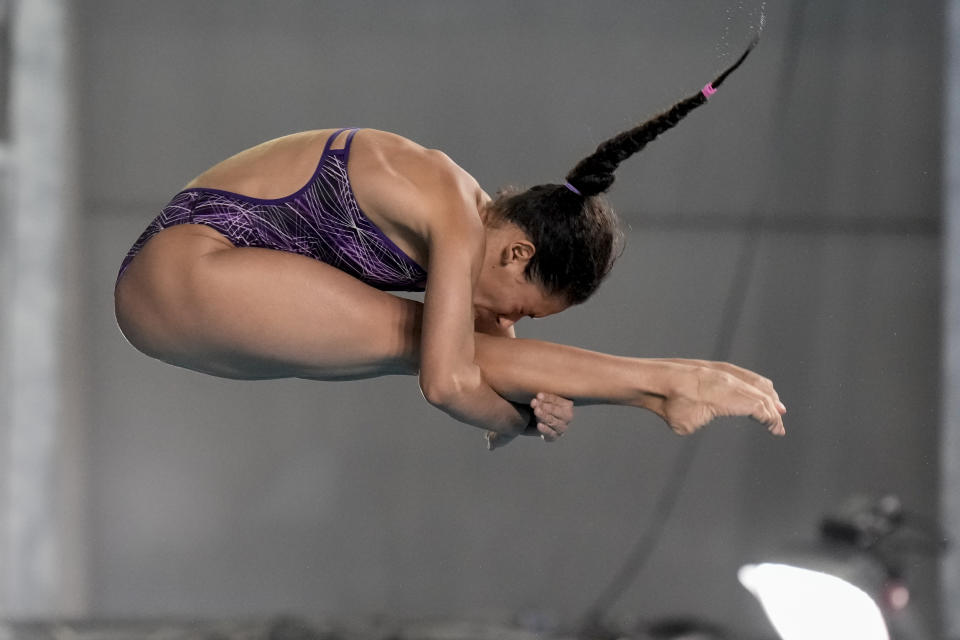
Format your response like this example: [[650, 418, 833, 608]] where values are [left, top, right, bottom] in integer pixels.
[[115, 224, 424, 380]]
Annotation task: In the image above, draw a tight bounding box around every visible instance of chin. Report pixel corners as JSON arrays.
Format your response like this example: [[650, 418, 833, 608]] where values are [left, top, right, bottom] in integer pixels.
[[473, 307, 498, 331]]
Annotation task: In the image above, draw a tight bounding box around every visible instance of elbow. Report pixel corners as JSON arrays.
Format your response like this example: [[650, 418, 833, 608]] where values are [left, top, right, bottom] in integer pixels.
[[420, 381, 454, 409], [419, 366, 481, 409]]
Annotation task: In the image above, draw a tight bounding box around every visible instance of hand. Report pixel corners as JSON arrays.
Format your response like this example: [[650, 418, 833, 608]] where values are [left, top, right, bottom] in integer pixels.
[[485, 392, 575, 451], [527, 392, 574, 441], [644, 359, 787, 437]]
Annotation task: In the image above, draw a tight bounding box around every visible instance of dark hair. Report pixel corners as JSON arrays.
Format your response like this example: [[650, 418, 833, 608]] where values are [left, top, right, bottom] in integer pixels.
[[490, 39, 758, 305]]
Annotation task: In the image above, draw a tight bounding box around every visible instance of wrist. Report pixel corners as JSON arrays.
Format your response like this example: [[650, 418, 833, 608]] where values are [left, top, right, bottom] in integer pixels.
[[522, 404, 540, 436], [488, 403, 532, 436]]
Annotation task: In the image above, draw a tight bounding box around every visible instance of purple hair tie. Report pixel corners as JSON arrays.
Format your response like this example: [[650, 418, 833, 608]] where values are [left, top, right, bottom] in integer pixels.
[[701, 83, 717, 99], [564, 181, 582, 196]]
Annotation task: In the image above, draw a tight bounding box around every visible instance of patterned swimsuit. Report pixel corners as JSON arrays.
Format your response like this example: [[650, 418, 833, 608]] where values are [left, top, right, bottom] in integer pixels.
[[117, 128, 428, 291]]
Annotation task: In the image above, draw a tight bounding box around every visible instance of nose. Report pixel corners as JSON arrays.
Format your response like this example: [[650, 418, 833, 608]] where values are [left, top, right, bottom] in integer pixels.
[[496, 314, 519, 329]]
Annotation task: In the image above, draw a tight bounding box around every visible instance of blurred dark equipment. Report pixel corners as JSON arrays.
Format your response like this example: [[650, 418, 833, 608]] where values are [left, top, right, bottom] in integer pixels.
[[738, 494, 946, 640]]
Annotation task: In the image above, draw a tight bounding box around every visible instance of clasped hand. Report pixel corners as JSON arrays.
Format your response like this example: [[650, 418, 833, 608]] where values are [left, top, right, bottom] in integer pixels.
[[486, 392, 573, 451]]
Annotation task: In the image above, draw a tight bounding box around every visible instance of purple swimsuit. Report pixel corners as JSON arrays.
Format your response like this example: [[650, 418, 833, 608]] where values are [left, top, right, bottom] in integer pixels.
[[118, 128, 428, 292]]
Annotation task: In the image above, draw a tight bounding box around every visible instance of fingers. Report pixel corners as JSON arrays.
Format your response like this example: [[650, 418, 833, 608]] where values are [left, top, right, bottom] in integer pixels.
[[489, 392, 574, 450], [530, 392, 573, 443], [488, 392, 575, 450]]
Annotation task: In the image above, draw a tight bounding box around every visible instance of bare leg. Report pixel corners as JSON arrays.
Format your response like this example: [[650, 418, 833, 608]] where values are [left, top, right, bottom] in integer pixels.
[[117, 225, 654, 398], [116, 225, 784, 434], [474, 335, 658, 406]]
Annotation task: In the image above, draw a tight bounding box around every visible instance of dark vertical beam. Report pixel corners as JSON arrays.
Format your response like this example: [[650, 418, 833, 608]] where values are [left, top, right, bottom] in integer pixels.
[[944, 1, 960, 637]]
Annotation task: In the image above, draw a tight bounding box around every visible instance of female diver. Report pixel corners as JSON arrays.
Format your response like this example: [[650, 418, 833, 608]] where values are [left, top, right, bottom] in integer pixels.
[[114, 41, 785, 450]]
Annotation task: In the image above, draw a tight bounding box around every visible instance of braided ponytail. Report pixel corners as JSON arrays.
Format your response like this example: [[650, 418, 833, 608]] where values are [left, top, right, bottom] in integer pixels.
[[486, 39, 758, 305], [565, 37, 758, 197]]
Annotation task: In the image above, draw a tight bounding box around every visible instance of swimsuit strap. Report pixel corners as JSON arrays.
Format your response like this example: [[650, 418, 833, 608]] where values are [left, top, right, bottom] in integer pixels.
[[321, 128, 354, 156], [323, 127, 360, 157], [342, 128, 360, 155]]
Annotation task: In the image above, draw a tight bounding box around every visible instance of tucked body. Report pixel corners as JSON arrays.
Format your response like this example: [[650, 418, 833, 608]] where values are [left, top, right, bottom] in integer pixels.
[[115, 44, 785, 448]]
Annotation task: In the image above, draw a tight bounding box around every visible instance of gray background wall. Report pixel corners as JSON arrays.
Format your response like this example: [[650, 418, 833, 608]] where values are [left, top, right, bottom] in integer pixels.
[[71, 0, 942, 636]]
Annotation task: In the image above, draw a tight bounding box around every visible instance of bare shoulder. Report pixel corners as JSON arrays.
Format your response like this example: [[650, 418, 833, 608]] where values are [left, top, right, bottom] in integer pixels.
[[355, 129, 472, 182], [350, 129, 486, 238]]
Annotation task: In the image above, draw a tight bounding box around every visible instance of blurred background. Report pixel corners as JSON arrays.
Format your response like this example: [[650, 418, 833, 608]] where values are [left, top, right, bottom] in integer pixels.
[[0, 0, 954, 638]]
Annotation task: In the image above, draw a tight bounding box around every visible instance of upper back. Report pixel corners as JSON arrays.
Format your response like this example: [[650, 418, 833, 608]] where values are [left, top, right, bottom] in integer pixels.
[[184, 128, 488, 267]]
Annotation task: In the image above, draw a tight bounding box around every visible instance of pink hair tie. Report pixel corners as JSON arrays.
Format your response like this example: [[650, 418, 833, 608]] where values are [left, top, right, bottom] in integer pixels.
[[701, 83, 717, 99]]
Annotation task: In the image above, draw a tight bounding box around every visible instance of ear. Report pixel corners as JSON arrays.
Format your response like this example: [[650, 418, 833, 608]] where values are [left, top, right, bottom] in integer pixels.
[[508, 240, 536, 264]]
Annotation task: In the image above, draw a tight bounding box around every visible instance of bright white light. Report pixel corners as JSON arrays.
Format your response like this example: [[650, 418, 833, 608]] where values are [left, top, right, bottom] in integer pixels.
[[738, 563, 890, 640]]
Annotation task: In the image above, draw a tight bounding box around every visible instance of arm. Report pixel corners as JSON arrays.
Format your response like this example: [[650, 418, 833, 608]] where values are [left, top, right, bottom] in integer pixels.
[[373, 144, 784, 438], [471, 317, 576, 449], [415, 171, 533, 436]]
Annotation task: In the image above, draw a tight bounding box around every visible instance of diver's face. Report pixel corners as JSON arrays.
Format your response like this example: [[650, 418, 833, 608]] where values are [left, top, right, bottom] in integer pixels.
[[473, 273, 569, 330], [473, 227, 570, 330]]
